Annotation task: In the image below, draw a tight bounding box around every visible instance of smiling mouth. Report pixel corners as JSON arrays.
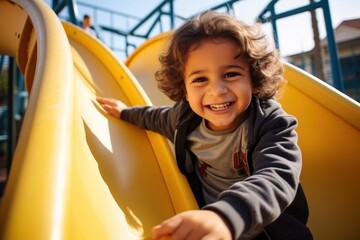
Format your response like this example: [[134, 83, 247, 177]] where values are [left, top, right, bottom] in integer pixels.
[[207, 102, 233, 111]]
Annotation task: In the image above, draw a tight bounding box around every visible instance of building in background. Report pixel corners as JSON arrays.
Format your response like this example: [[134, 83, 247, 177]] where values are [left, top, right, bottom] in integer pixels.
[[286, 18, 360, 102]]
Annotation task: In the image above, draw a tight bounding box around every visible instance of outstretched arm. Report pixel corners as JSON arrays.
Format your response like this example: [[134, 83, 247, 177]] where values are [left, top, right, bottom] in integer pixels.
[[96, 96, 128, 118]]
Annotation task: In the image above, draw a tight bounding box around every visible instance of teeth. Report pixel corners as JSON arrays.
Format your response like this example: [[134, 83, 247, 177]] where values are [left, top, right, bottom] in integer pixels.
[[209, 102, 230, 110]]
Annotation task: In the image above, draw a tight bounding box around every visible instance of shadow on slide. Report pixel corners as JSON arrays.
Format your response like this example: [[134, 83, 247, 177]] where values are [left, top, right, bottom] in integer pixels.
[[126, 32, 360, 239], [0, 0, 196, 239]]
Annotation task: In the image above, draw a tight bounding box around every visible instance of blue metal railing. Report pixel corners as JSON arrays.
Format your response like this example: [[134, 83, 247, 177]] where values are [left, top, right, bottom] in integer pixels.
[[52, 0, 243, 59], [256, 0, 344, 92], [52, 0, 181, 58], [73, 1, 142, 56]]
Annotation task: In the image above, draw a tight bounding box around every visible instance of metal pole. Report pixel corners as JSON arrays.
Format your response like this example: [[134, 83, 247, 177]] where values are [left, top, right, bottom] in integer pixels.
[[66, 0, 79, 25], [169, 0, 174, 29], [321, 0, 344, 91], [270, 4, 279, 50]]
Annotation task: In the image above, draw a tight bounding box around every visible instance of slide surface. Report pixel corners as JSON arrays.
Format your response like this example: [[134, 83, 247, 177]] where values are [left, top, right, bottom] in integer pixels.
[[126, 32, 360, 239], [0, 0, 197, 239], [1, 0, 360, 239]]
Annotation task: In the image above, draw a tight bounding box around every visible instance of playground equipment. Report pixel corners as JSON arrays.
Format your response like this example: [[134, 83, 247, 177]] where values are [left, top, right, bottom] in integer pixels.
[[0, 0, 360, 239], [2, 0, 353, 171]]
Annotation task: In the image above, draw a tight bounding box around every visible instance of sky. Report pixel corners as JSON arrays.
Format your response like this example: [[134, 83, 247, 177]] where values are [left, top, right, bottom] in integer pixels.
[[47, 0, 360, 59]]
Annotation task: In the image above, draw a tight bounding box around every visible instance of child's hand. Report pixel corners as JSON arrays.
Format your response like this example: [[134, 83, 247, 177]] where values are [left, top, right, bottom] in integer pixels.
[[152, 210, 232, 240], [96, 97, 128, 118]]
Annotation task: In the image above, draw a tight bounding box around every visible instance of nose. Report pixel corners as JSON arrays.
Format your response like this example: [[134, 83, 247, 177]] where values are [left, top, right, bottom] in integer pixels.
[[208, 78, 228, 96]]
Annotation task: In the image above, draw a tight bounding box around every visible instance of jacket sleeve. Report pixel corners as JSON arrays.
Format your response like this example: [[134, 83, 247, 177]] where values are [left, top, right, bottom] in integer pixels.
[[119, 102, 182, 142], [203, 102, 302, 239]]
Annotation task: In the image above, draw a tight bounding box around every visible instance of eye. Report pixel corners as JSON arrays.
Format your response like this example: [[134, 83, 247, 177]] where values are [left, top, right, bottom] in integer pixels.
[[224, 72, 240, 79], [192, 77, 207, 83]]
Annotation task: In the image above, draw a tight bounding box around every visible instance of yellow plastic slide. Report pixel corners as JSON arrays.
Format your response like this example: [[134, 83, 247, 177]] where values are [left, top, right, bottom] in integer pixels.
[[1, 0, 360, 239], [126, 33, 360, 239], [0, 0, 197, 239]]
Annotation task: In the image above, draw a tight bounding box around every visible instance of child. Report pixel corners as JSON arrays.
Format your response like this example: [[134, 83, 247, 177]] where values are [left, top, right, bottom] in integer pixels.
[[96, 11, 312, 240], [81, 14, 96, 37]]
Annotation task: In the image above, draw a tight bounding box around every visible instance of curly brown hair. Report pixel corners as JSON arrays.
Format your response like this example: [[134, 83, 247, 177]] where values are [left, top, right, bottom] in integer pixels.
[[155, 11, 285, 102]]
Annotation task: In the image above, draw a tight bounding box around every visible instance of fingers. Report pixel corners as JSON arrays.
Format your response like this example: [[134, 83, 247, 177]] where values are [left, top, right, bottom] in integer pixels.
[[96, 96, 126, 118], [152, 210, 232, 240], [152, 212, 199, 240], [96, 96, 117, 106], [152, 216, 183, 240]]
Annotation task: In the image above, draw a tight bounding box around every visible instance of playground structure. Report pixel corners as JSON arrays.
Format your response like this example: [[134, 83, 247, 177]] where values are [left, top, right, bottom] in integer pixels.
[[0, 0, 359, 239], [1, 0, 351, 159]]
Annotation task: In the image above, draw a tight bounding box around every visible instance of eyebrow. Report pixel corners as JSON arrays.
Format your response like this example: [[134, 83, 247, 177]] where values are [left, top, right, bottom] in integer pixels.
[[186, 70, 205, 78], [187, 64, 247, 78]]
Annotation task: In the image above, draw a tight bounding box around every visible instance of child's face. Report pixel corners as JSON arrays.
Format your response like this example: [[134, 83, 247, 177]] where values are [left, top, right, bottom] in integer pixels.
[[184, 38, 253, 131]]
